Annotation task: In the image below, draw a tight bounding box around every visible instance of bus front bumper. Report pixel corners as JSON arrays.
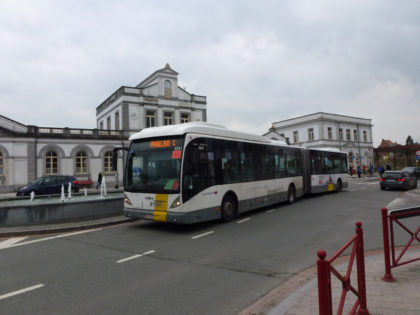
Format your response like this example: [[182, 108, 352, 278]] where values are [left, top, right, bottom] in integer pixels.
[[124, 207, 220, 224]]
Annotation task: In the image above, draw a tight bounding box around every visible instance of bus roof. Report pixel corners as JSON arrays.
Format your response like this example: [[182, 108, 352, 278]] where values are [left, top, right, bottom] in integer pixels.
[[129, 122, 287, 145], [310, 147, 344, 153]]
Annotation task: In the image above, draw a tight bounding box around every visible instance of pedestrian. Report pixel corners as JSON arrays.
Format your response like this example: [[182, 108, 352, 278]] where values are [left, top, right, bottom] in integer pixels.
[[96, 172, 103, 189], [362, 164, 366, 174], [357, 166, 362, 178], [379, 166, 384, 177], [349, 166, 353, 176], [386, 164, 391, 171]]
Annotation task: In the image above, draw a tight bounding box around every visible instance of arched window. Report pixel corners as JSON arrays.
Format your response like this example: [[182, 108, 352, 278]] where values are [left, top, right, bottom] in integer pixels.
[[104, 151, 113, 173], [76, 150, 88, 174], [0, 151, 4, 176], [45, 151, 58, 174], [164, 80, 172, 98]]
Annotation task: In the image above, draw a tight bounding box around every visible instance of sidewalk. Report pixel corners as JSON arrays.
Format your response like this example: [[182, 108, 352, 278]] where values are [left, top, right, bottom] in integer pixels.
[[240, 249, 420, 315]]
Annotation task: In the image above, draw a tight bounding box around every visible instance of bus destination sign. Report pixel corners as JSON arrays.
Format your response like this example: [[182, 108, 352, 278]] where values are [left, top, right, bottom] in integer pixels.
[[150, 139, 177, 148]]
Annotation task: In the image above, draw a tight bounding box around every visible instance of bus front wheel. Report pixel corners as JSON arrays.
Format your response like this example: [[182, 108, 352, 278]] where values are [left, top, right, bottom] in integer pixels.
[[336, 179, 342, 192], [221, 195, 237, 222]]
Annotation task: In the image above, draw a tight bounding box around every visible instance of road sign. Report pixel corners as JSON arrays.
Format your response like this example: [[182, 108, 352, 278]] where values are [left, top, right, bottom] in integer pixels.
[[416, 151, 420, 160]]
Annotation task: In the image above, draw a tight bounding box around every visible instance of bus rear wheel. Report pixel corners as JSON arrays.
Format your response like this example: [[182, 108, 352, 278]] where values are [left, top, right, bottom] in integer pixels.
[[221, 195, 237, 222], [287, 185, 296, 204]]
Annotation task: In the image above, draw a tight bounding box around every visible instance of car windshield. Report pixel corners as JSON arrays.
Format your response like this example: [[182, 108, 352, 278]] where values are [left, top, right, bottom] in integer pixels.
[[124, 136, 184, 193], [383, 171, 405, 179], [402, 167, 414, 172]]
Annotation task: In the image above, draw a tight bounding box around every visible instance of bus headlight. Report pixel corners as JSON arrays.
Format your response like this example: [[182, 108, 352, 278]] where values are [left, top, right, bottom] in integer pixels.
[[124, 194, 132, 206], [170, 196, 181, 208]]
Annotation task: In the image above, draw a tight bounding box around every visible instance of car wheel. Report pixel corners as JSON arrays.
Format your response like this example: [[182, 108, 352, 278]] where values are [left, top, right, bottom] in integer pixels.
[[380, 185, 385, 190], [221, 195, 237, 222]]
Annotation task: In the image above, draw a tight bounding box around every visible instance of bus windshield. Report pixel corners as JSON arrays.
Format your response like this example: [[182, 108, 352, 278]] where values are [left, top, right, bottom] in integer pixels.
[[124, 136, 184, 193]]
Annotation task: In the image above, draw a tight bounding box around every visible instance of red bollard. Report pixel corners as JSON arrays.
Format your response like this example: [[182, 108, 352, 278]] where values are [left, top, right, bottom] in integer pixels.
[[381, 207, 396, 282], [355, 222, 370, 315], [317, 250, 332, 315]]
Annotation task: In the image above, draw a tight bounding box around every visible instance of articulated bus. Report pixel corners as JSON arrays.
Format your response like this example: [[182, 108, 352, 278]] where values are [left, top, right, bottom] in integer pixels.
[[122, 122, 348, 224]]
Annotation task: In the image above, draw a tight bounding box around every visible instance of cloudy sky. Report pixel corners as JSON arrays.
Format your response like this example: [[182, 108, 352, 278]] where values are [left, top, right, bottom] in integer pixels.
[[1, 0, 419, 146]]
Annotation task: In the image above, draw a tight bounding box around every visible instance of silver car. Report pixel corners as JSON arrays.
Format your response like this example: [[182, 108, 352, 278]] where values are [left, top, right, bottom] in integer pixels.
[[380, 171, 418, 191]]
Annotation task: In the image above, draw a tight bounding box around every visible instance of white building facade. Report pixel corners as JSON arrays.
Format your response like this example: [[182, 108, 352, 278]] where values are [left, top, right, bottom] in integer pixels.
[[0, 64, 206, 192], [96, 63, 207, 132], [264, 112, 374, 168]]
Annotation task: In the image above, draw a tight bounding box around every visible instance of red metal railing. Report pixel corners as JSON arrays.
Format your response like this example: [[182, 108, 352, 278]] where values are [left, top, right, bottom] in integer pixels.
[[381, 207, 420, 282], [317, 222, 370, 315]]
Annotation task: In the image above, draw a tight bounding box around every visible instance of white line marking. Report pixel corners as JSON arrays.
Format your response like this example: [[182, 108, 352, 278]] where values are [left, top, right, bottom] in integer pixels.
[[117, 250, 155, 263], [237, 218, 251, 224], [266, 209, 274, 213], [0, 284, 44, 301], [192, 231, 214, 239], [0, 237, 29, 249], [0, 229, 101, 250]]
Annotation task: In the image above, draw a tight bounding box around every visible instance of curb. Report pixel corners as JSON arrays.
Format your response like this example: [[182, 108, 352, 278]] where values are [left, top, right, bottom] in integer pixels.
[[0, 216, 137, 237], [239, 247, 420, 315]]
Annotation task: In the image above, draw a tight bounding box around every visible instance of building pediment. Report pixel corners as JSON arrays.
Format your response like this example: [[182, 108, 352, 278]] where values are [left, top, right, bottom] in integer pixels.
[[0, 115, 27, 134]]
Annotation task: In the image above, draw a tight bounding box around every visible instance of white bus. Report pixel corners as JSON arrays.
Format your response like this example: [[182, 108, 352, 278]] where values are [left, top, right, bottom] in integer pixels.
[[122, 122, 347, 224]]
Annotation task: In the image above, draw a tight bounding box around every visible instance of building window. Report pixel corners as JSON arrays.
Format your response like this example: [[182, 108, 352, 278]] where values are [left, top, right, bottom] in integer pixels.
[[107, 116, 111, 130], [104, 151, 113, 173], [327, 127, 332, 140], [363, 130, 367, 142], [339, 128, 343, 140], [0, 151, 4, 176], [45, 151, 58, 175], [146, 111, 156, 128], [293, 131, 299, 143], [115, 111, 119, 130], [308, 128, 314, 141], [76, 151, 88, 174], [346, 129, 351, 141], [353, 130, 358, 141], [164, 80, 172, 98], [99, 121, 104, 130], [181, 113, 190, 123], [163, 112, 174, 125]]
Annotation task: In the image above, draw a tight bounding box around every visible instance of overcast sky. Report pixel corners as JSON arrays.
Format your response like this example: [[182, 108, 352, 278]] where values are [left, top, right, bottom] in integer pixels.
[[1, 0, 419, 146]]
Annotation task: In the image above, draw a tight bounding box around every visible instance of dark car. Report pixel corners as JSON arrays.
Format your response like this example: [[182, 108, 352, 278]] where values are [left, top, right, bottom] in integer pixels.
[[401, 167, 420, 179], [380, 171, 417, 191], [16, 175, 80, 196]]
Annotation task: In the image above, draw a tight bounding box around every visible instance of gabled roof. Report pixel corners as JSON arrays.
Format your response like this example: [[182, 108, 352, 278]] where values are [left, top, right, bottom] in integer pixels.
[[136, 63, 179, 88], [379, 139, 397, 147]]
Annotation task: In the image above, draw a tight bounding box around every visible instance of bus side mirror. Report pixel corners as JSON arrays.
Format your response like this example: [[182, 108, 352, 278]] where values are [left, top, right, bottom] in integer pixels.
[[112, 147, 129, 171]]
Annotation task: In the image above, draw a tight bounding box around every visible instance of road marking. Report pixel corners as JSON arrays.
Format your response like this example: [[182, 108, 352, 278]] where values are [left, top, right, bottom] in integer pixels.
[[117, 250, 155, 263], [0, 229, 101, 250], [0, 284, 44, 301], [0, 237, 29, 249], [191, 231, 214, 239], [266, 209, 274, 213], [237, 218, 251, 224]]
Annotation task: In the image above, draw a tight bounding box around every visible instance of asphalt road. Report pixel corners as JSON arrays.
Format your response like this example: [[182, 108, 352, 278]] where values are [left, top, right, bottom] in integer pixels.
[[0, 178, 410, 315]]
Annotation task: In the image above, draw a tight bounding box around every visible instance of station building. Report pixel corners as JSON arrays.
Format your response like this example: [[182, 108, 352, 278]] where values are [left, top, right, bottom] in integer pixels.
[[264, 112, 374, 169], [0, 64, 207, 192]]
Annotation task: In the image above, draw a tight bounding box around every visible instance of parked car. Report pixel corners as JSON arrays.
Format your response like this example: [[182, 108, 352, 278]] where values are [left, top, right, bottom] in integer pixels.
[[16, 175, 80, 196], [380, 171, 417, 191], [401, 166, 420, 179]]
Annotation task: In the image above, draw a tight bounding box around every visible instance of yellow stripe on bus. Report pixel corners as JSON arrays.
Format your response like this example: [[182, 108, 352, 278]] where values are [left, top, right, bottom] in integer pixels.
[[154, 194, 168, 222]]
